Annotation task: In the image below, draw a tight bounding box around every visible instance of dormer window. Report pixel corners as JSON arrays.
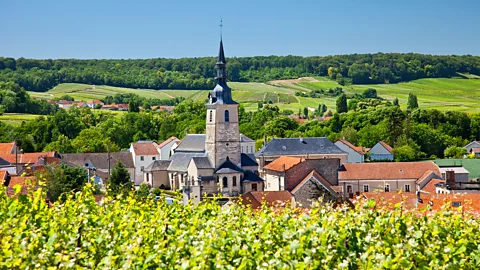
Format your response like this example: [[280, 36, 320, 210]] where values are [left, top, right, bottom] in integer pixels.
[[225, 110, 230, 122]]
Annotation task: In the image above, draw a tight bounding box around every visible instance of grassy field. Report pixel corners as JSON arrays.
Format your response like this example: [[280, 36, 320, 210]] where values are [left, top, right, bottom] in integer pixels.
[[26, 77, 480, 114], [0, 113, 42, 126]]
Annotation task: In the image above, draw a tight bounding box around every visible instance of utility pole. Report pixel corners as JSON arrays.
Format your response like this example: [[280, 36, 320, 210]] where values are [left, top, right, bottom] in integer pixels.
[[107, 144, 111, 176]]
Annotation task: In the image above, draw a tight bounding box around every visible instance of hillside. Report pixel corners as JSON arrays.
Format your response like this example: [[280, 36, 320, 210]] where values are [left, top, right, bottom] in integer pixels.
[[28, 77, 480, 113]]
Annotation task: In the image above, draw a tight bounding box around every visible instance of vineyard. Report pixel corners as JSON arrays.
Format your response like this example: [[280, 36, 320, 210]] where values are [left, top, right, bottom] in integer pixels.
[[1, 185, 480, 269]]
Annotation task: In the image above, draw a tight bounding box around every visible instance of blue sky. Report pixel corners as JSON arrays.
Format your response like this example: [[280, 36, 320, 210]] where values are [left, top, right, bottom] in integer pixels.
[[1, 0, 479, 59]]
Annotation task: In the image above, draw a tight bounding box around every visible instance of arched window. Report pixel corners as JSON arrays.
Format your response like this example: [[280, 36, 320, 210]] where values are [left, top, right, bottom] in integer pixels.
[[209, 110, 213, 122], [224, 110, 230, 122], [233, 176, 237, 187], [222, 177, 228, 187]]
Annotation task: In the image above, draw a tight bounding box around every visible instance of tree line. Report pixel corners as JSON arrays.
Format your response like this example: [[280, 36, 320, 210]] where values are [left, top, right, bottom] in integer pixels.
[[1, 53, 480, 92]]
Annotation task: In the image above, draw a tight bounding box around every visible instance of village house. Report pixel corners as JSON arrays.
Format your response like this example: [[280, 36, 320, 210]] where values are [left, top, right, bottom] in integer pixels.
[[334, 139, 365, 163], [263, 156, 342, 207], [143, 160, 172, 188], [0, 152, 59, 175], [157, 136, 180, 160], [367, 141, 394, 161], [338, 162, 443, 195], [129, 141, 161, 185], [464, 141, 480, 158], [240, 134, 256, 154], [0, 142, 18, 155], [255, 137, 348, 173], [439, 166, 470, 183], [86, 100, 104, 109]]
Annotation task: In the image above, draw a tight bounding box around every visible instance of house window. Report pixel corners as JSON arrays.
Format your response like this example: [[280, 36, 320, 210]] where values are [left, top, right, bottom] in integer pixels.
[[152, 157, 156, 161], [233, 176, 237, 187], [224, 110, 230, 122], [250, 146, 253, 153], [252, 183, 258, 191], [347, 185, 352, 194], [385, 184, 390, 192], [140, 156, 144, 161], [404, 184, 410, 192], [363, 185, 369, 192], [222, 177, 228, 187], [209, 110, 213, 122]]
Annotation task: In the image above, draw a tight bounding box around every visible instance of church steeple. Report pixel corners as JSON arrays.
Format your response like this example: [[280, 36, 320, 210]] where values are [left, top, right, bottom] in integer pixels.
[[215, 39, 227, 83], [208, 34, 237, 105]]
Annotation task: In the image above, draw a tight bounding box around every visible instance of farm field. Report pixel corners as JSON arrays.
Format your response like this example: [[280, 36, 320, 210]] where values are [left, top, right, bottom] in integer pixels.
[[0, 113, 41, 126], [27, 77, 480, 113]]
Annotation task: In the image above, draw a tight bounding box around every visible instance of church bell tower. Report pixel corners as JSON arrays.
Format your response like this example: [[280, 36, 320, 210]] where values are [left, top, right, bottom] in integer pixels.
[[205, 38, 241, 169]]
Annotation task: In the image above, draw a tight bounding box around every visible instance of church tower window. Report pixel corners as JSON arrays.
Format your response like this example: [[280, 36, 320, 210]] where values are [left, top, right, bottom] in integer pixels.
[[224, 110, 230, 122], [233, 176, 237, 187], [209, 110, 213, 122]]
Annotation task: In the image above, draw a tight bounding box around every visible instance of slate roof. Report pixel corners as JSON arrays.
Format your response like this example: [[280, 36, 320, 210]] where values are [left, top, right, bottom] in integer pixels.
[[242, 170, 263, 182], [241, 153, 258, 167], [256, 137, 346, 156], [0, 157, 12, 166], [168, 152, 207, 172], [339, 162, 442, 180], [191, 157, 213, 169], [61, 152, 134, 169], [175, 134, 206, 153], [240, 134, 254, 142], [199, 175, 216, 181], [144, 160, 171, 172], [132, 141, 160, 156], [215, 159, 244, 174]]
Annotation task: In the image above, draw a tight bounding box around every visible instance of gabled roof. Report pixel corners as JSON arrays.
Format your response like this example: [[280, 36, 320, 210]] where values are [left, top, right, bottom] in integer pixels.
[[369, 141, 394, 154], [175, 134, 206, 153], [257, 137, 346, 157], [465, 141, 480, 148], [240, 191, 293, 209], [144, 160, 171, 172], [416, 170, 439, 184], [339, 162, 442, 180], [0, 152, 57, 164], [61, 152, 134, 169], [0, 142, 15, 155], [264, 156, 304, 172], [336, 139, 365, 155], [242, 170, 263, 182], [291, 170, 336, 195], [240, 134, 254, 142], [8, 176, 35, 187], [168, 152, 207, 172], [88, 100, 104, 104], [241, 153, 258, 167], [131, 141, 160, 156], [157, 136, 179, 149], [215, 159, 243, 174], [191, 157, 213, 169], [421, 179, 445, 194]]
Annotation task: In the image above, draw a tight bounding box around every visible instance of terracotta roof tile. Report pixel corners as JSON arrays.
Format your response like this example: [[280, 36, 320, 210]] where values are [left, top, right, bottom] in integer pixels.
[[339, 162, 441, 180], [132, 142, 160, 156], [241, 191, 293, 209], [421, 179, 445, 194], [157, 137, 179, 149], [0, 152, 56, 164], [378, 141, 394, 154], [263, 156, 304, 172], [8, 176, 36, 187], [337, 139, 364, 155], [0, 142, 15, 155], [0, 171, 8, 181]]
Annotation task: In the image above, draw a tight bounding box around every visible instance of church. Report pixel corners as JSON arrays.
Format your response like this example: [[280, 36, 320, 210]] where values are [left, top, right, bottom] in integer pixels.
[[165, 38, 264, 198]]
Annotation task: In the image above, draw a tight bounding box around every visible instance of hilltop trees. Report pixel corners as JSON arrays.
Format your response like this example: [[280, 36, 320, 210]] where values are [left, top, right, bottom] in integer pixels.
[[42, 163, 88, 202], [336, 94, 348, 113]]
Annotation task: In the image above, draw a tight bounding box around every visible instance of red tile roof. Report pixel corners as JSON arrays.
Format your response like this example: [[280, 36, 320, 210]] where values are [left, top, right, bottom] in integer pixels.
[[421, 179, 445, 194], [337, 139, 364, 155], [0, 171, 8, 182], [264, 156, 304, 172], [0, 142, 15, 155], [157, 137, 179, 149], [132, 142, 160, 156], [0, 152, 56, 164], [378, 141, 394, 154], [241, 191, 293, 209], [8, 176, 35, 187], [472, 148, 480, 154], [88, 100, 104, 105], [339, 162, 441, 180]]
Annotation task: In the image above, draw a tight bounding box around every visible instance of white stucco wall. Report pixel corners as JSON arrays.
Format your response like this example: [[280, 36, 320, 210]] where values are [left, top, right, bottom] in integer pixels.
[[334, 142, 364, 164], [159, 139, 180, 160]]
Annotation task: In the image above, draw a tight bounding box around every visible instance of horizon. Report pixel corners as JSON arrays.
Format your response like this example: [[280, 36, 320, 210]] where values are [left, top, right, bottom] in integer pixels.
[[2, 0, 480, 59]]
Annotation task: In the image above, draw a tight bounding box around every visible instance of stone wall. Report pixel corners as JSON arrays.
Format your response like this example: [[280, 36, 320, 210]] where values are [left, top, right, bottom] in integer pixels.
[[293, 178, 337, 208]]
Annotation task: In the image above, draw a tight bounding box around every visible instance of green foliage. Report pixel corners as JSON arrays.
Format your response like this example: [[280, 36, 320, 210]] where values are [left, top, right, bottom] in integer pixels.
[[394, 145, 417, 161], [2, 185, 480, 268], [39, 163, 88, 202], [336, 94, 348, 113], [303, 107, 309, 118], [362, 88, 377, 99], [136, 183, 151, 200], [0, 81, 57, 115], [444, 146, 468, 159], [393, 97, 399, 106], [108, 161, 132, 194], [407, 92, 419, 110]]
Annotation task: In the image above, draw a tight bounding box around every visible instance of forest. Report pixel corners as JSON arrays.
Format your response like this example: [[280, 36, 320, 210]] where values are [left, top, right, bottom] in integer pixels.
[[1, 53, 480, 92]]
